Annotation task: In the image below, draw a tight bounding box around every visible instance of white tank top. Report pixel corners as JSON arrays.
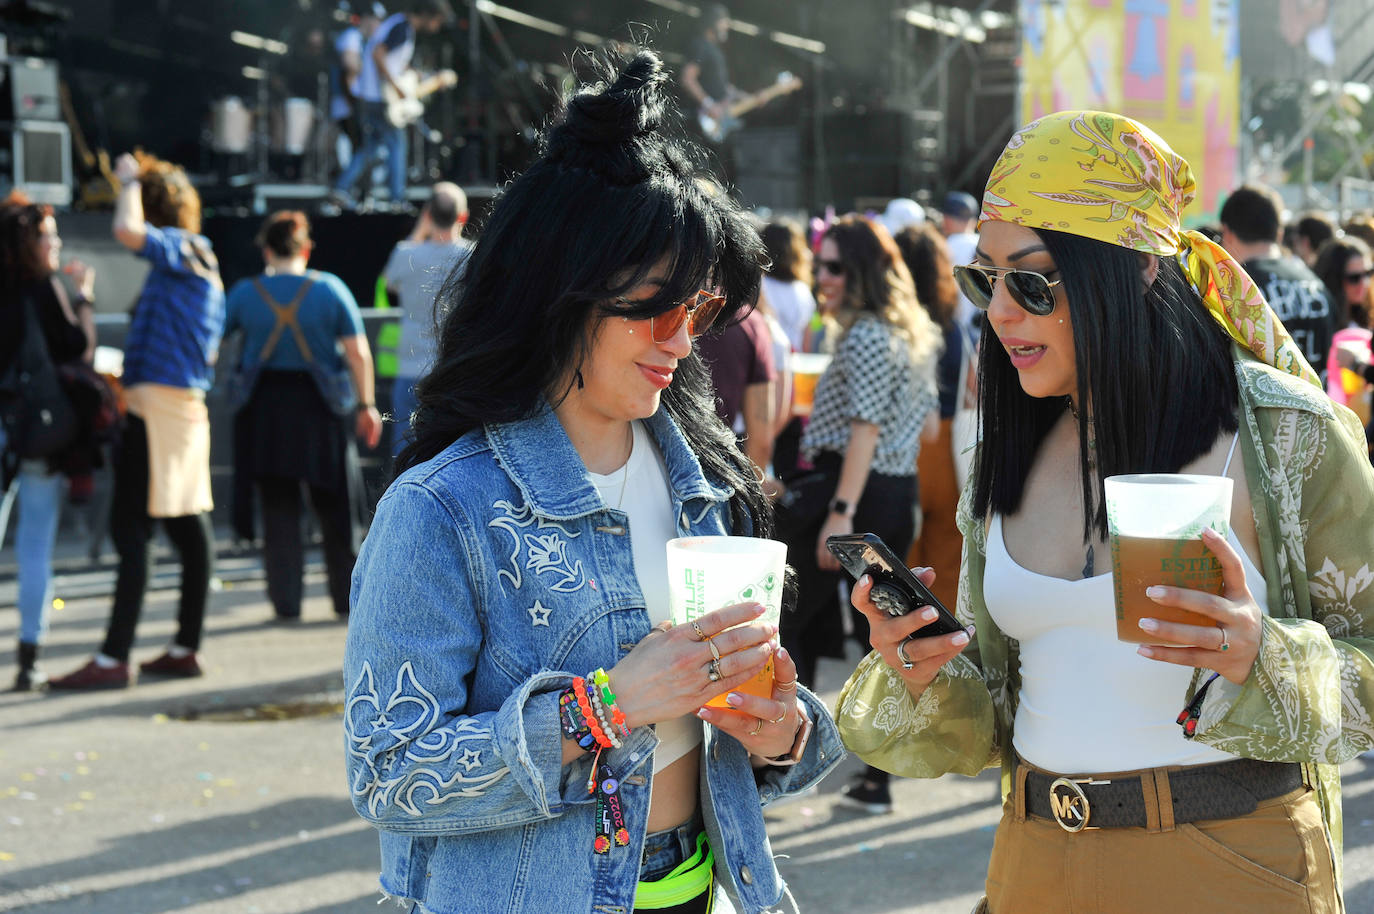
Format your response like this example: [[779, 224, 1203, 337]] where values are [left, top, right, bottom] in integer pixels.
[[588, 421, 703, 773], [984, 436, 1269, 774]]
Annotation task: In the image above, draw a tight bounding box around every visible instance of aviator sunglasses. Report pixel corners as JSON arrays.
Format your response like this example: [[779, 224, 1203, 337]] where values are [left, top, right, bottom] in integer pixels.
[[953, 263, 1063, 317], [1345, 267, 1374, 285], [616, 288, 727, 343]]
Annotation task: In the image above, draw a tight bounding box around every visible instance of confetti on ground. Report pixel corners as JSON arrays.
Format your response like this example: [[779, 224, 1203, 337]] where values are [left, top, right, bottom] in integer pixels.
[[152, 714, 170, 724], [78, 791, 94, 801], [297, 830, 310, 840], [799, 806, 814, 817], [76, 766, 90, 776], [215, 778, 236, 788], [0, 851, 14, 861], [149, 813, 165, 824], [856, 843, 873, 852], [197, 772, 213, 782], [87, 752, 99, 761], [197, 742, 211, 752], [201, 789, 214, 799], [19, 774, 34, 783], [234, 877, 254, 887], [73, 752, 86, 761]]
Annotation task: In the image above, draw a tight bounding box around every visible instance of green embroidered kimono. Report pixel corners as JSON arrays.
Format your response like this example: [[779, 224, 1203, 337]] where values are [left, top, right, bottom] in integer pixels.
[[836, 351, 1374, 891]]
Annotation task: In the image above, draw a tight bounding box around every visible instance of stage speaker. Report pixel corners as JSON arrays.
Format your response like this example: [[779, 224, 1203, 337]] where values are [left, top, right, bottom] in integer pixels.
[[816, 109, 943, 211], [733, 126, 801, 212], [1, 57, 61, 122], [0, 120, 73, 206]]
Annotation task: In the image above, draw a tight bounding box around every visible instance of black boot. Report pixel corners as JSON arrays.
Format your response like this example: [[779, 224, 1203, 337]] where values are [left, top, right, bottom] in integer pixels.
[[14, 641, 47, 692]]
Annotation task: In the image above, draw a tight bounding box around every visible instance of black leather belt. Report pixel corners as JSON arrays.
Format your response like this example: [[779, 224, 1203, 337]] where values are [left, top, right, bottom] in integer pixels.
[[1021, 756, 1304, 833]]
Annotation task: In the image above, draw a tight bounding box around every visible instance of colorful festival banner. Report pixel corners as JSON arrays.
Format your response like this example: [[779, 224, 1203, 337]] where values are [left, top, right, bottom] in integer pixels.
[[1018, 0, 1240, 220]]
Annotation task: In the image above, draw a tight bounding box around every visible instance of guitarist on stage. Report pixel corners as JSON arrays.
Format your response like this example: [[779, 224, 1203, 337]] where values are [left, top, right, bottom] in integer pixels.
[[681, 3, 738, 139], [331, 0, 453, 212]]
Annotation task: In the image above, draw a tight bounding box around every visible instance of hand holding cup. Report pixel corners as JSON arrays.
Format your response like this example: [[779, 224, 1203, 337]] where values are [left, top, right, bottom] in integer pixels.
[[1134, 527, 1262, 685], [608, 602, 776, 729]]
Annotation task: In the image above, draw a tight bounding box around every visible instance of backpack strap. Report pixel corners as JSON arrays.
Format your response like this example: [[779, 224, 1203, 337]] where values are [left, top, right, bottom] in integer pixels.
[[250, 273, 318, 365]]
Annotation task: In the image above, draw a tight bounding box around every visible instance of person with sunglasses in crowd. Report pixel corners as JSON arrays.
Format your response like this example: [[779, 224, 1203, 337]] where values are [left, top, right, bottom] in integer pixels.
[[342, 50, 840, 914], [779, 214, 939, 816], [837, 110, 1374, 912]]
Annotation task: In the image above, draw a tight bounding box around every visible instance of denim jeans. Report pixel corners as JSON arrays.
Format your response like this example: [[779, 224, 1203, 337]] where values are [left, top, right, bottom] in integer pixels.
[[1, 458, 62, 645], [334, 101, 406, 203]]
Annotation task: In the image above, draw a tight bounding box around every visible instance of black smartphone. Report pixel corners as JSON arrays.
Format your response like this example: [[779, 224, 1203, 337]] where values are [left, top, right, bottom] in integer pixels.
[[825, 532, 964, 638]]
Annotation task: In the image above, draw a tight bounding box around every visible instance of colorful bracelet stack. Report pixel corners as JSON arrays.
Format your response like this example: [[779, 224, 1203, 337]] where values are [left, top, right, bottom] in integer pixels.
[[558, 668, 632, 854]]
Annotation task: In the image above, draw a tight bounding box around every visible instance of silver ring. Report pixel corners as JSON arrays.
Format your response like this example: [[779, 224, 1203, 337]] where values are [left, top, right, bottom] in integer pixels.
[[1218, 626, 1230, 652], [896, 638, 916, 671], [707, 659, 722, 682], [707, 637, 721, 662], [690, 620, 707, 642], [749, 719, 764, 736]]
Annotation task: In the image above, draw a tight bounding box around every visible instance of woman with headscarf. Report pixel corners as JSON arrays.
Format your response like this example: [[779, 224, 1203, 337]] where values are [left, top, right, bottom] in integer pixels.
[[836, 111, 1372, 912]]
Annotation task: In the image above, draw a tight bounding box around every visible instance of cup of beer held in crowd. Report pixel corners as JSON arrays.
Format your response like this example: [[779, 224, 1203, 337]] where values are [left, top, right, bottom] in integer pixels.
[[1104, 474, 1233, 645], [665, 536, 786, 707], [790, 353, 831, 416]]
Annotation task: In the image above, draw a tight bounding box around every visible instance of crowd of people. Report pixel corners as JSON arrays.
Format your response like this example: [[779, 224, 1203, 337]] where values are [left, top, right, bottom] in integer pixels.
[[9, 29, 1374, 914]]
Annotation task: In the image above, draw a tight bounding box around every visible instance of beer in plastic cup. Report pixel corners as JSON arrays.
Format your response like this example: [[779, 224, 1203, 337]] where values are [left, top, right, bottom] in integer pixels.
[[665, 536, 786, 706], [790, 353, 831, 416], [1104, 474, 1232, 645]]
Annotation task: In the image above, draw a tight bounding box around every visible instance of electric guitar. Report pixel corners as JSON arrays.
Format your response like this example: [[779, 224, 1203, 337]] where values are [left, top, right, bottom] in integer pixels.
[[698, 72, 803, 143], [383, 69, 459, 128]]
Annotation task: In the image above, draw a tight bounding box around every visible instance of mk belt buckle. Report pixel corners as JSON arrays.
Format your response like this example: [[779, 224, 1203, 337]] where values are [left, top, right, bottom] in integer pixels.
[[1047, 776, 1109, 833]]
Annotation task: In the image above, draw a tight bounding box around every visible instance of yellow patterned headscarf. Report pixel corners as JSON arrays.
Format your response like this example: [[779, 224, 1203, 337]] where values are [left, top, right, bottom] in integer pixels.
[[980, 110, 1320, 388]]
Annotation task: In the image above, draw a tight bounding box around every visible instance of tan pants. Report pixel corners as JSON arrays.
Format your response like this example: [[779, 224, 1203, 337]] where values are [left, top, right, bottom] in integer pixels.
[[985, 770, 1340, 913]]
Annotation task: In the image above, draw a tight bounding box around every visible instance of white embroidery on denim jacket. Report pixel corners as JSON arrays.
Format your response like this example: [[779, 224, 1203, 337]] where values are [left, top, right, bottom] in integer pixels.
[[528, 600, 552, 626], [490, 498, 587, 593], [346, 661, 509, 817]]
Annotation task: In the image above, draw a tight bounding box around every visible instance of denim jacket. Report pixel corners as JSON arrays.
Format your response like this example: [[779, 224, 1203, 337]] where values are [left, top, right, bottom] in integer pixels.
[[343, 401, 844, 914]]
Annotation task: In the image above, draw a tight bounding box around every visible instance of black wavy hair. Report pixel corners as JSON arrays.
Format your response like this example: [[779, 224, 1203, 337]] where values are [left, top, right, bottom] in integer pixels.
[[972, 229, 1239, 542], [398, 48, 770, 535]]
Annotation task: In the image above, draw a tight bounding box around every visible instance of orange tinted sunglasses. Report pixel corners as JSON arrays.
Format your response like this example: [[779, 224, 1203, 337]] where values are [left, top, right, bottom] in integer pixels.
[[617, 289, 726, 343]]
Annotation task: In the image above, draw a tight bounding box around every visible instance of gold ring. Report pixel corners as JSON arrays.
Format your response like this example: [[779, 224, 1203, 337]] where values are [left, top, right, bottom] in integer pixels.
[[690, 620, 707, 642], [1218, 626, 1230, 652], [707, 659, 722, 682], [749, 719, 764, 736], [707, 637, 721, 662], [774, 678, 798, 691], [768, 708, 788, 725]]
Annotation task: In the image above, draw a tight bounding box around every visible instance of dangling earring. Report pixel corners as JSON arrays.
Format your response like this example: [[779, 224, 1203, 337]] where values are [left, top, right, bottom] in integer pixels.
[[575, 370, 585, 390]]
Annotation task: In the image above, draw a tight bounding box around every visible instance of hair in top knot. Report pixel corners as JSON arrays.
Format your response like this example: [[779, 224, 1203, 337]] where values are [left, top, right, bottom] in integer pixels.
[[543, 49, 679, 184]]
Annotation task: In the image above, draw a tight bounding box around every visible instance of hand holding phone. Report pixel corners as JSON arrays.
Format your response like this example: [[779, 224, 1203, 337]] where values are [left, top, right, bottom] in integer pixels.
[[825, 532, 963, 638]]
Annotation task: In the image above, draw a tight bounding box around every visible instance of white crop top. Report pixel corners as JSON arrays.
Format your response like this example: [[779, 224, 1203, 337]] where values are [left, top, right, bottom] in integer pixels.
[[984, 438, 1269, 774], [587, 421, 703, 773]]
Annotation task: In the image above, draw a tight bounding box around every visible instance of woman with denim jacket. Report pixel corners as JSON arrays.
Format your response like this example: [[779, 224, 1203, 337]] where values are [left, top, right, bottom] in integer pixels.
[[343, 50, 842, 914]]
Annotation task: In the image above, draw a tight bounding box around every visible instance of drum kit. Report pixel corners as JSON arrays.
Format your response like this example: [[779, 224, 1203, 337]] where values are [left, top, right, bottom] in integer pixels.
[[208, 93, 328, 183]]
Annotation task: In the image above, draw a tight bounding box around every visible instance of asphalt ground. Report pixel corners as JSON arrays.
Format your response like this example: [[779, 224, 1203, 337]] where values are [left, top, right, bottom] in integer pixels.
[[3, 540, 1374, 913]]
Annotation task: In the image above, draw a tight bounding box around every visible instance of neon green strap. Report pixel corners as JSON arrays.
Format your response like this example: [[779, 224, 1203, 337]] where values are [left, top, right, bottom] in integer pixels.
[[634, 831, 714, 909]]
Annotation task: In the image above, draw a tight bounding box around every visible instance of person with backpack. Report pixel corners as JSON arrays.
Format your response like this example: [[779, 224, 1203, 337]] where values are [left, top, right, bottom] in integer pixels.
[[0, 193, 97, 690], [224, 211, 381, 622]]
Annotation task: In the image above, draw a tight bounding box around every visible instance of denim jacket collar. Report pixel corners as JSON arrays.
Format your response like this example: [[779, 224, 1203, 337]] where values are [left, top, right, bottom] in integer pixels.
[[485, 400, 733, 522]]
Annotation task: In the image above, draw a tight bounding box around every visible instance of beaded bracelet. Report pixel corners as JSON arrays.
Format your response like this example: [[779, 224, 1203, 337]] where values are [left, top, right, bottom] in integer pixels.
[[573, 677, 614, 750], [591, 668, 631, 739], [586, 680, 623, 750]]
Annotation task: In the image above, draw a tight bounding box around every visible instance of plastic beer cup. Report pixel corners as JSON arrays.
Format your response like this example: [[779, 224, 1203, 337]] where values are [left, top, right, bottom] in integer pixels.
[[1104, 474, 1233, 645], [665, 536, 786, 707]]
